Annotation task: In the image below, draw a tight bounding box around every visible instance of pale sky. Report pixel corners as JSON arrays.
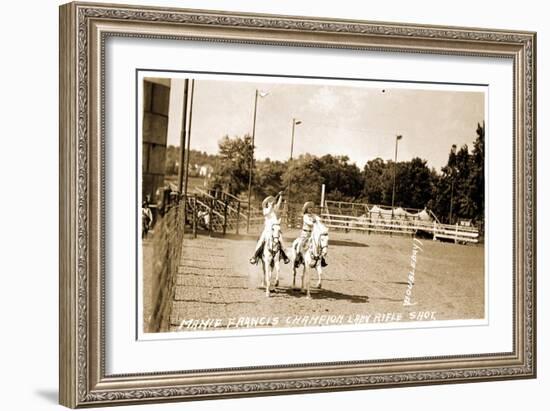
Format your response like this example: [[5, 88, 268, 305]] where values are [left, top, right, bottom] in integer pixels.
[[165, 78, 485, 170]]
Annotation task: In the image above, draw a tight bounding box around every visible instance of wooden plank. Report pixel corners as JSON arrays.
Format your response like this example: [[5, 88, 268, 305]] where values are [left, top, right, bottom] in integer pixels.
[[434, 233, 479, 243], [321, 214, 479, 235], [323, 223, 414, 234], [322, 218, 478, 240]]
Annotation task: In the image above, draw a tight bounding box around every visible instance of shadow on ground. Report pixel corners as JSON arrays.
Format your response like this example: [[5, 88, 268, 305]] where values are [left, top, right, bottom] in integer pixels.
[[190, 231, 370, 248], [273, 286, 369, 303], [328, 239, 369, 248], [188, 231, 259, 241]]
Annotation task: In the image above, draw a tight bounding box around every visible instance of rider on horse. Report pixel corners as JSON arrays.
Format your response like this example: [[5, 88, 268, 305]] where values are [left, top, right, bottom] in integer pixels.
[[297, 201, 328, 267], [249, 191, 290, 265], [141, 198, 153, 239]]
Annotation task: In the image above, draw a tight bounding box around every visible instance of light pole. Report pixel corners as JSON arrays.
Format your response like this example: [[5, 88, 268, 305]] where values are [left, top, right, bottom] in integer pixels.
[[391, 134, 403, 218], [287, 118, 302, 225], [448, 144, 457, 224], [183, 79, 195, 200], [177, 79, 189, 195], [246, 89, 269, 233]]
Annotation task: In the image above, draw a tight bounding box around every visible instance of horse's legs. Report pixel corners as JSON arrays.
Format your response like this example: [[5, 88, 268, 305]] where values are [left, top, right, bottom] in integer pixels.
[[316, 264, 322, 289], [259, 260, 266, 288], [305, 266, 311, 299], [142, 220, 147, 239], [301, 265, 311, 298], [274, 257, 280, 289], [265, 262, 271, 297], [290, 243, 298, 289]]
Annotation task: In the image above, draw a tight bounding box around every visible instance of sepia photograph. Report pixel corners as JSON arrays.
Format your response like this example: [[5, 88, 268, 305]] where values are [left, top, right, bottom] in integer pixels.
[[57, 3, 536, 406], [139, 73, 486, 335]]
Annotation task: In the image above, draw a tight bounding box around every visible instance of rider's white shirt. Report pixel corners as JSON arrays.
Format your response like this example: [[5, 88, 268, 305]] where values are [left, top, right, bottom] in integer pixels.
[[263, 203, 281, 229]]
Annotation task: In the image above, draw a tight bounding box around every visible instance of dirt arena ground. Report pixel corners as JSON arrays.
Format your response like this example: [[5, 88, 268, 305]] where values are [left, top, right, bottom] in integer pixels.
[[149, 228, 485, 333]]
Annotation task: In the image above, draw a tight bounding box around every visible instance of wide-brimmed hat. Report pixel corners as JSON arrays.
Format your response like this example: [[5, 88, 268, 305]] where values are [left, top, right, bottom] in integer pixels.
[[302, 201, 315, 214], [262, 196, 276, 208]]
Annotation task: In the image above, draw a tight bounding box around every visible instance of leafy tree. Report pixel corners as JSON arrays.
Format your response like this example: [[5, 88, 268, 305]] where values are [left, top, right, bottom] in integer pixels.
[[164, 145, 179, 176], [361, 157, 435, 208], [469, 122, 485, 225], [164, 145, 218, 177], [281, 155, 323, 205], [454, 144, 474, 218], [180, 123, 485, 227], [394, 157, 436, 209], [280, 154, 362, 205], [361, 158, 388, 204], [210, 135, 254, 195], [317, 155, 363, 202], [431, 122, 485, 224], [432, 145, 458, 223], [253, 160, 286, 200]]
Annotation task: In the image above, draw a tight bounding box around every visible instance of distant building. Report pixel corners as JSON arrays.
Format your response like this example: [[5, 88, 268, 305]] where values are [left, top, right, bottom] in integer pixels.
[[198, 164, 214, 178]]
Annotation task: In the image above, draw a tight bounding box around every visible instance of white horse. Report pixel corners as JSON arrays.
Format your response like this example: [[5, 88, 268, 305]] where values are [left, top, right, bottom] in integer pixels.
[[290, 221, 329, 298], [260, 222, 282, 297]]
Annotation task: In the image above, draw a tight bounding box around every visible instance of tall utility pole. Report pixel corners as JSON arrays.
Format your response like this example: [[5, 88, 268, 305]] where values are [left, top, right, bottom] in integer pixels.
[[391, 134, 403, 218], [246, 90, 269, 233], [177, 79, 189, 194], [448, 144, 457, 224], [449, 179, 455, 223], [246, 90, 259, 234], [287, 118, 302, 223], [183, 79, 195, 200]]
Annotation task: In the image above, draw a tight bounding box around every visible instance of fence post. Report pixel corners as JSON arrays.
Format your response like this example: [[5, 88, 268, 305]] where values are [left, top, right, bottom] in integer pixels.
[[223, 200, 228, 236], [192, 196, 197, 238], [433, 220, 437, 241], [367, 211, 371, 235], [236, 201, 241, 235], [208, 198, 213, 236], [184, 194, 187, 234], [455, 223, 459, 244]]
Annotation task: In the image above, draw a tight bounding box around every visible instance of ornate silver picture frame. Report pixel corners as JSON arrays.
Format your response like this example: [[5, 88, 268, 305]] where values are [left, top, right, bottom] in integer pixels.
[[59, 2, 536, 408]]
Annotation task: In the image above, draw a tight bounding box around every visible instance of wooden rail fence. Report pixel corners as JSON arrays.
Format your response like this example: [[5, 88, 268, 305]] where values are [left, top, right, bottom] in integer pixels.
[[320, 212, 479, 243]]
